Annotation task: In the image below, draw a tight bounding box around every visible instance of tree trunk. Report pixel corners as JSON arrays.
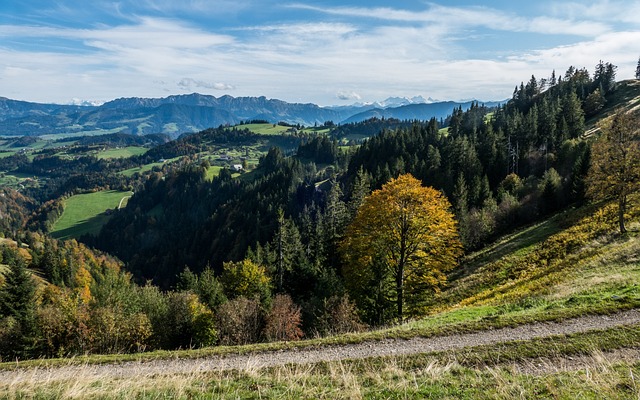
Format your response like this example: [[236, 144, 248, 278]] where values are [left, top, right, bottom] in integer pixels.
[[619, 195, 627, 234], [396, 270, 403, 323]]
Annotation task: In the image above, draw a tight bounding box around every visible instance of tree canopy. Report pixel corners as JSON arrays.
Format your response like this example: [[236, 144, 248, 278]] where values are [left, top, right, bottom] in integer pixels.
[[587, 110, 640, 233], [341, 173, 462, 324]]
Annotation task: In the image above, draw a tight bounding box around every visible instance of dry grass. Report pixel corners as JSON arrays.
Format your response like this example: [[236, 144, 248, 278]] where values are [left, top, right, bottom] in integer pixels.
[[2, 353, 638, 399]]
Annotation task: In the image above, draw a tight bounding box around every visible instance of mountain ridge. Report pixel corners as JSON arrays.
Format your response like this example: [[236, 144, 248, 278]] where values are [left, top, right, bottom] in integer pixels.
[[0, 93, 504, 138]]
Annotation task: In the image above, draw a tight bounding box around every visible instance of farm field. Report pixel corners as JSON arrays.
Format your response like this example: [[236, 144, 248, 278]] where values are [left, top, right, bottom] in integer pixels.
[[50, 190, 134, 240], [239, 123, 292, 135], [96, 146, 148, 159], [205, 165, 223, 181], [119, 156, 181, 177]]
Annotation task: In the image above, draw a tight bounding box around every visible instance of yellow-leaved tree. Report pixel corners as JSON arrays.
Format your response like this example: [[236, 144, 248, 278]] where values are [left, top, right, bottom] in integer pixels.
[[340, 173, 462, 324], [587, 110, 640, 234]]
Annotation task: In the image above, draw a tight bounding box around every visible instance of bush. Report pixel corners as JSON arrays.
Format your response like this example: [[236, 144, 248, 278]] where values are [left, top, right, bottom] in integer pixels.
[[88, 307, 152, 354], [165, 292, 217, 349], [313, 295, 366, 337], [263, 294, 303, 342], [220, 259, 271, 305], [216, 296, 262, 345]]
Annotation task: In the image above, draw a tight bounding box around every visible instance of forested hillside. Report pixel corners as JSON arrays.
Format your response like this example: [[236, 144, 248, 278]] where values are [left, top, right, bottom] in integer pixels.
[[95, 62, 620, 282], [0, 60, 639, 361]]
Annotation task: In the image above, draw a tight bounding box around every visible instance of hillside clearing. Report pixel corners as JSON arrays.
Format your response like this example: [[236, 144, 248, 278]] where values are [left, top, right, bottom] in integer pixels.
[[95, 146, 148, 159], [50, 190, 134, 240]]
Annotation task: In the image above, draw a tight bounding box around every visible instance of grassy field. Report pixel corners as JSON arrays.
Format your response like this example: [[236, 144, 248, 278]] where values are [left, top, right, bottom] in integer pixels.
[[240, 123, 292, 135], [119, 156, 183, 177], [96, 146, 148, 159], [2, 325, 639, 398], [50, 190, 134, 240], [237, 123, 332, 136], [205, 165, 224, 181]]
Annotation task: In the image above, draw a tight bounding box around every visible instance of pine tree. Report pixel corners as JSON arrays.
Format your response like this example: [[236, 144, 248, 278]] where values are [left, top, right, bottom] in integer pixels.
[[0, 252, 37, 358], [453, 173, 469, 215], [323, 179, 348, 271], [636, 56, 640, 79], [347, 167, 371, 219], [0, 254, 36, 323]]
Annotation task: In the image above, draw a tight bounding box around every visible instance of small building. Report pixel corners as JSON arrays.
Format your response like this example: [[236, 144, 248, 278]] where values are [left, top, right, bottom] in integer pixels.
[[232, 164, 243, 172]]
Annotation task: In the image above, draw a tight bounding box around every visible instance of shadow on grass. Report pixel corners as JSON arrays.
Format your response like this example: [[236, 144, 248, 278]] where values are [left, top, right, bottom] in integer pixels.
[[51, 213, 111, 241], [451, 218, 562, 282]]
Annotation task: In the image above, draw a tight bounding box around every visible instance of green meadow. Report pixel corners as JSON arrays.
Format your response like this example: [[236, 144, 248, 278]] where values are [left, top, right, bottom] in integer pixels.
[[96, 146, 148, 159], [50, 190, 134, 240]]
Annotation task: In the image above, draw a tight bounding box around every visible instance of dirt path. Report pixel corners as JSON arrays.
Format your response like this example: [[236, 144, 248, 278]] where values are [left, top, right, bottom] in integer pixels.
[[2, 310, 639, 384], [117, 194, 132, 210]]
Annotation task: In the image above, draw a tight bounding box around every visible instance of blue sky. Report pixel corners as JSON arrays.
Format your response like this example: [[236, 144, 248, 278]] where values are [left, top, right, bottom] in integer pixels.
[[1, 1, 639, 105]]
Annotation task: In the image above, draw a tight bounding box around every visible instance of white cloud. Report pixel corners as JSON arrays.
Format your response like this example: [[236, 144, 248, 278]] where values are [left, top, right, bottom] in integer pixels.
[[336, 91, 362, 101], [288, 3, 611, 37], [550, 1, 640, 24], [178, 78, 235, 91], [0, 2, 638, 106]]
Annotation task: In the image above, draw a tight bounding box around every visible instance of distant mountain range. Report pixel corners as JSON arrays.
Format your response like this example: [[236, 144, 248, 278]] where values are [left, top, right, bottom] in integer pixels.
[[0, 94, 504, 139]]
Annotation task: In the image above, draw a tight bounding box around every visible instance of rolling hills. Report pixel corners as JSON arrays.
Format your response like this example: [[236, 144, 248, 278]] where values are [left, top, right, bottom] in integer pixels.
[[0, 93, 502, 138]]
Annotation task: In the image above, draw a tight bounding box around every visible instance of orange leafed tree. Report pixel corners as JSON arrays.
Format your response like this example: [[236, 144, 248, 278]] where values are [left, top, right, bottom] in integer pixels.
[[340, 173, 462, 324]]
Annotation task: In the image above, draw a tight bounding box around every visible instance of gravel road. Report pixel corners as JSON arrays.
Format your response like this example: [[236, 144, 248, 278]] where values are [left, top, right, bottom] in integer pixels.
[[2, 309, 639, 384]]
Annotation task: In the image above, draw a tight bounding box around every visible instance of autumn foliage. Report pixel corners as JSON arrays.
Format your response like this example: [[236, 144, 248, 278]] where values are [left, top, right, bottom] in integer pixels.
[[587, 110, 640, 233], [341, 173, 462, 324]]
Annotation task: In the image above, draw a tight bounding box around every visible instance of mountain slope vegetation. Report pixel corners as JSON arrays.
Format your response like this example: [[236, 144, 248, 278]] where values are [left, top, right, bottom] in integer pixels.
[[0, 60, 638, 371]]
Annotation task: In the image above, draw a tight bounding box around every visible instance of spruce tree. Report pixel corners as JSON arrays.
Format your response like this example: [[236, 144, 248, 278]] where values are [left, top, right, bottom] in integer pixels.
[[0, 253, 37, 359], [0, 255, 36, 323]]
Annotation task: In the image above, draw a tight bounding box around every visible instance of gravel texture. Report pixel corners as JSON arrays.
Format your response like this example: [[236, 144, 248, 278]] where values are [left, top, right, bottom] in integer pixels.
[[1, 309, 639, 384]]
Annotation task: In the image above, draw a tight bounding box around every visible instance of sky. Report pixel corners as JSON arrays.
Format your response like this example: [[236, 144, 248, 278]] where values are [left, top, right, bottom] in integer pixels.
[[0, 1, 639, 106]]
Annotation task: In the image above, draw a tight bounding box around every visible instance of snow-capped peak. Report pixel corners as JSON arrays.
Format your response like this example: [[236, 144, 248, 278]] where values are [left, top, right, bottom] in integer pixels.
[[375, 95, 440, 108], [67, 98, 103, 107]]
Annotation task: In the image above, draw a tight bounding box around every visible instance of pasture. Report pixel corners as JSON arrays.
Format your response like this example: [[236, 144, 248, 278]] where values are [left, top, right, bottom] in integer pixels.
[[96, 146, 148, 159], [50, 190, 134, 240]]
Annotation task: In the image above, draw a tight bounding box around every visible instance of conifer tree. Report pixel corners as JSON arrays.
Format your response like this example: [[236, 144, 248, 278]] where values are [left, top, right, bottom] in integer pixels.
[[0, 252, 37, 358], [0, 254, 36, 324]]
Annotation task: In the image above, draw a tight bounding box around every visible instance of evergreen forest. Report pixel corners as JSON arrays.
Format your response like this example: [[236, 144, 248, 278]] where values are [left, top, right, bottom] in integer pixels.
[[1, 59, 639, 361]]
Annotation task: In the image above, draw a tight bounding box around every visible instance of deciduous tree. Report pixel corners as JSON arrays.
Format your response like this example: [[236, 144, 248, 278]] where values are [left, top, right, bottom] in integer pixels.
[[220, 259, 271, 304], [341, 174, 462, 324], [587, 110, 640, 233]]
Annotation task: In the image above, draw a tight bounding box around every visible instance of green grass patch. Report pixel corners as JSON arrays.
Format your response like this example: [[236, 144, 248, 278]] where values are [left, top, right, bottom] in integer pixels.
[[119, 156, 181, 177], [239, 123, 292, 135], [204, 165, 223, 181], [96, 146, 148, 159], [39, 128, 126, 140], [50, 190, 134, 240]]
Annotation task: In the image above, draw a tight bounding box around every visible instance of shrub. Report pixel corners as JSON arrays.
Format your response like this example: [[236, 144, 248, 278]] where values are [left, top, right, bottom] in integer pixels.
[[220, 259, 271, 305], [263, 294, 303, 342], [313, 295, 366, 337], [216, 296, 262, 345], [165, 292, 217, 349]]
